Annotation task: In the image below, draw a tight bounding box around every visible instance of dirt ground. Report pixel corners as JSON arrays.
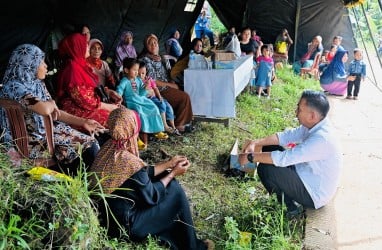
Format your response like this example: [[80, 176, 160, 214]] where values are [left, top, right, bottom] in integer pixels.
[[304, 53, 382, 250]]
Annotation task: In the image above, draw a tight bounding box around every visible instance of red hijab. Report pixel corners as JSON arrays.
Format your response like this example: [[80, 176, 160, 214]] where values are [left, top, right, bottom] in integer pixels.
[[56, 33, 99, 100]]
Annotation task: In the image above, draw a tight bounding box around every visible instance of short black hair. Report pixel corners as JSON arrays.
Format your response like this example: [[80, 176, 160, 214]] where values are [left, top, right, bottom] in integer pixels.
[[74, 23, 91, 33], [301, 90, 330, 118], [191, 37, 203, 48], [122, 57, 139, 70], [261, 44, 269, 53], [139, 61, 146, 69]]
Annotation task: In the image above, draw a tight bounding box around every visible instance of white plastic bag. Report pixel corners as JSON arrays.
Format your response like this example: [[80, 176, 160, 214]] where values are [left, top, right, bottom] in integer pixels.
[[225, 35, 241, 58]]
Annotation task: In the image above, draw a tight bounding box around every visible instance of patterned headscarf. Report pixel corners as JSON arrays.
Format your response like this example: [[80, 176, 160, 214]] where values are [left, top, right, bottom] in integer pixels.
[[90, 107, 144, 194], [1, 44, 46, 99], [0, 44, 49, 144]]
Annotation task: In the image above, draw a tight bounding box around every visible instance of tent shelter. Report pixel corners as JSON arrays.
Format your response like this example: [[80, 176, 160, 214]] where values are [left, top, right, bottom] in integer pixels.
[[211, 0, 356, 60], [0, 0, 356, 77]]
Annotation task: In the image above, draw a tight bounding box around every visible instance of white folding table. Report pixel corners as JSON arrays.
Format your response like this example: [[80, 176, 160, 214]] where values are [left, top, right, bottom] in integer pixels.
[[184, 55, 253, 126]]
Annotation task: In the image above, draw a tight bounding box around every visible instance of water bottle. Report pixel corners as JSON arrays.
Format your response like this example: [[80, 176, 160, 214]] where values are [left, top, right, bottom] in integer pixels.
[[188, 50, 195, 69], [195, 54, 203, 69]]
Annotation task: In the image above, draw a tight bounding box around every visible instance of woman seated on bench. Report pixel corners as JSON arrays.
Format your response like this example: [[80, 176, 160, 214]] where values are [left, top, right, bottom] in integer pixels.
[[0, 44, 103, 173]]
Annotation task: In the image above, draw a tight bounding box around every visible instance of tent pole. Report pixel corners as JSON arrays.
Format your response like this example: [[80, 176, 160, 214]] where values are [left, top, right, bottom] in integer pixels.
[[293, 0, 301, 62], [352, 7, 380, 89], [360, 5, 381, 87]]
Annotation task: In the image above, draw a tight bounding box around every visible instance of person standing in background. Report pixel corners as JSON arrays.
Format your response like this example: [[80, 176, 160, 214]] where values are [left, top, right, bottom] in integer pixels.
[[194, 10, 215, 47]]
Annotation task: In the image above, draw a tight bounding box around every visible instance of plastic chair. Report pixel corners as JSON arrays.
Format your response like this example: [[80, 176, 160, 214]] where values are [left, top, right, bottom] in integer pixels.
[[300, 52, 322, 80], [0, 98, 56, 167]]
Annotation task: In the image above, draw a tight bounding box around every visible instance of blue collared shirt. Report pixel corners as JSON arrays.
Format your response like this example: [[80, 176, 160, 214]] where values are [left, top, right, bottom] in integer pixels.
[[271, 118, 342, 208]]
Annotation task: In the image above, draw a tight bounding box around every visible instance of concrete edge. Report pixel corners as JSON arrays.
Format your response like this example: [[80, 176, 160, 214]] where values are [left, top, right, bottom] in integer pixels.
[[303, 196, 338, 250]]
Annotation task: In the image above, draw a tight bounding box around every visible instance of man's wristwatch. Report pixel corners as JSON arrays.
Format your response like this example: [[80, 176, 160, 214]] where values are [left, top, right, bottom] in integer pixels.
[[247, 153, 254, 163]]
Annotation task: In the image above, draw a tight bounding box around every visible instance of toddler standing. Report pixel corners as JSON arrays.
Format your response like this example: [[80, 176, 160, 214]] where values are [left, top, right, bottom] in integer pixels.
[[346, 48, 366, 100], [255, 44, 274, 98]]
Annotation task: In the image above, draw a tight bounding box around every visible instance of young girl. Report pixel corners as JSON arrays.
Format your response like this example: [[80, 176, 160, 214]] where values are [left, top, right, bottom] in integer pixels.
[[138, 62, 181, 135], [116, 58, 168, 149], [255, 44, 274, 98]]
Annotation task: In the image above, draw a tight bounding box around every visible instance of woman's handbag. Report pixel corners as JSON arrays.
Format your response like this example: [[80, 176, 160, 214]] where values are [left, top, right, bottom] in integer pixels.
[[95, 85, 111, 103]]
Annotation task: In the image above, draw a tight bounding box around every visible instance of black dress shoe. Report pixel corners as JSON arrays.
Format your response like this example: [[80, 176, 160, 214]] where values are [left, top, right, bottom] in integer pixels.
[[286, 205, 304, 219]]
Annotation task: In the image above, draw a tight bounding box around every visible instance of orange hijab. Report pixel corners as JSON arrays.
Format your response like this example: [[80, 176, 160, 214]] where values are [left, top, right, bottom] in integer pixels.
[[90, 107, 144, 194]]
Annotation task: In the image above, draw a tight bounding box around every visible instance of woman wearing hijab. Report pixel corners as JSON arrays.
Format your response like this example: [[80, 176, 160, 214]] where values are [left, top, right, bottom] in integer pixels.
[[115, 31, 137, 67], [139, 34, 194, 133], [114, 31, 138, 80], [86, 38, 116, 89], [56, 33, 125, 127], [0, 44, 102, 170], [320, 49, 354, 96], [165, 28, 183, 59], [89, 107, 213, 249]]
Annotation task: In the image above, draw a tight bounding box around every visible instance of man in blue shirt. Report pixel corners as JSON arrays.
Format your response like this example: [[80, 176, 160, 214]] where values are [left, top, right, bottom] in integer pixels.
[[240, 90, 342, 217], [194, 10, 215, 47]]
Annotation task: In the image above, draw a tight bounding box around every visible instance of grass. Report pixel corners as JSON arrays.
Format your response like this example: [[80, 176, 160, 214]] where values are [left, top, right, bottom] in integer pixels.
[[0, 67, 321, 249]]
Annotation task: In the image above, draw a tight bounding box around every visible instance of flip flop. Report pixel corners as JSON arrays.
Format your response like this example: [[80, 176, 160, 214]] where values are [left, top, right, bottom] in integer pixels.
[[173, 128, 182, 136], [155, 132, 169, 139]]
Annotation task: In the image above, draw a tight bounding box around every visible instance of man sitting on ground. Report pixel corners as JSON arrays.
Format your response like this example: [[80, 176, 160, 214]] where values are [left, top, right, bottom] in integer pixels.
[[239, 90, 342, 217]]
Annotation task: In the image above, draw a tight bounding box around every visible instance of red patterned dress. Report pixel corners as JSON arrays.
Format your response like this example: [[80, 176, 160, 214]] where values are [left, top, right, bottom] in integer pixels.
[[56, 33, 110, 127]]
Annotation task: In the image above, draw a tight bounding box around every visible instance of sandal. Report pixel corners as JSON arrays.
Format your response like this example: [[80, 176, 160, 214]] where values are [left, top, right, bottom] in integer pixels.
[[137, 138, 147, 150], [154, 132, 169, 140], [165, 127, 182, 136], [173, 128, 181, 136], [165, 127, 175, 134]]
